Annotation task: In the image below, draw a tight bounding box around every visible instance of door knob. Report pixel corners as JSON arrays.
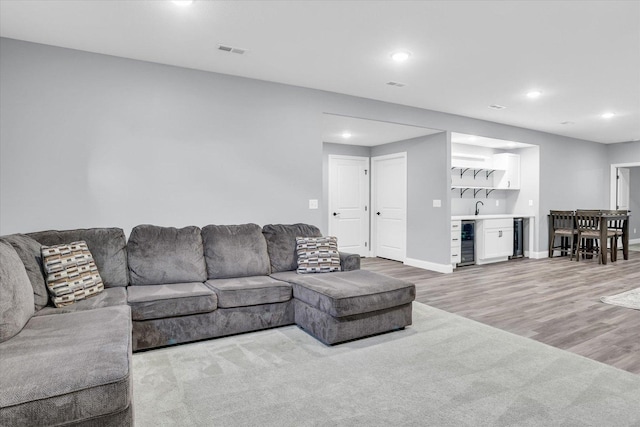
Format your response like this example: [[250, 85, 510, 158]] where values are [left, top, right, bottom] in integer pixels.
[[332, 212, 340, 216], [376, 212, 381, 216]]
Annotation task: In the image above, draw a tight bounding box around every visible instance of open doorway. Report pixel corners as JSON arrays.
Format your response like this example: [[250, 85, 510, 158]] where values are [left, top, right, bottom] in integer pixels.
[[610, 162, 640, 244]]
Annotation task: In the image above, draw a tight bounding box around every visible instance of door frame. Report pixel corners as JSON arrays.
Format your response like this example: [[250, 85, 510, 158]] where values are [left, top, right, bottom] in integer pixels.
[[327, 154, 370, 256], [610, 162, 640, 209], [370, 152, 407, 260]]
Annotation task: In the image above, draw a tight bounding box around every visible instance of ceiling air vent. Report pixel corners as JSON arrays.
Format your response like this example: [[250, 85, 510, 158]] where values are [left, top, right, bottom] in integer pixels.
[[488, 104, 507, 110], [386, 81, 406, 87], [218, 44, 247, 55]]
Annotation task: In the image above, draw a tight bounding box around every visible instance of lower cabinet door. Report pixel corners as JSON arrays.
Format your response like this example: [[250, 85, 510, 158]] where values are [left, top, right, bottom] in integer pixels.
[[483, 228, 514, 258]]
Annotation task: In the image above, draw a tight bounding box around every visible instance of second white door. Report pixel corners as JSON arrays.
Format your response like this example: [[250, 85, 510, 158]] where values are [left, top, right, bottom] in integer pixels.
[[372, 153, 407, 262]]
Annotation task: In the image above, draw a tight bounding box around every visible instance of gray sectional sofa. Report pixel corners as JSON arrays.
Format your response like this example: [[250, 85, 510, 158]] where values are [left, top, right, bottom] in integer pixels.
[[1, 223, 414, 426]]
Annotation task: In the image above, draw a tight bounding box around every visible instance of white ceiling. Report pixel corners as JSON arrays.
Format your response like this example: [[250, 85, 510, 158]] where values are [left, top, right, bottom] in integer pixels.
[[323, 114, 441, 146], [1, 0, 639, 144]]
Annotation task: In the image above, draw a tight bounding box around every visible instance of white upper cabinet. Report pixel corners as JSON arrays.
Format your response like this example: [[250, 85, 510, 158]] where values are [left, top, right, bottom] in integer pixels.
[[493, 153, 520, 190]]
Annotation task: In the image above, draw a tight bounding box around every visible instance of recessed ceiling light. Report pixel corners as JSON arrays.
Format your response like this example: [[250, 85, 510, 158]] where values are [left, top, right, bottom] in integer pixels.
[[526, 90, 542, 98], [601, 112, 616, 119], [172, 0, 194, 6], [341, 132, 352, 139], [390, 51, 411, 62], [385, 81, 407, 87]]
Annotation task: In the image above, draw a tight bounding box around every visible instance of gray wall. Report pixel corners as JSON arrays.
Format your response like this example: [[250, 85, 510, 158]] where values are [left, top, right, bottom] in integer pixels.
[[0, 38, 325, 236], [370, 133, 450, 265], [2, 37, 638, 266]]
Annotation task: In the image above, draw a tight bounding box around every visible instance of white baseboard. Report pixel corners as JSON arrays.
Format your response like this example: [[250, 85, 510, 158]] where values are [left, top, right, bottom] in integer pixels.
[[404, 257, 453, 274], [528, 251, 548, 259], [629, 238, 640, 245]]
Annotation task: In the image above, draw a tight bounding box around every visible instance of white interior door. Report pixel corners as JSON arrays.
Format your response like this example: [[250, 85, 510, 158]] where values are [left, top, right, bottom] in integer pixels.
[[372, 152, 407, 261], [617, 167, 630, 210], [328, 155, 370, 256]]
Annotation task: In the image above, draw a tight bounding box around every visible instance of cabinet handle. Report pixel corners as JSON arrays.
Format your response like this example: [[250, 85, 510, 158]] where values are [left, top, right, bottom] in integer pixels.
[[499, 230, 503, 237], [452, 254, 458, 257], [452, 238, 459, 241]]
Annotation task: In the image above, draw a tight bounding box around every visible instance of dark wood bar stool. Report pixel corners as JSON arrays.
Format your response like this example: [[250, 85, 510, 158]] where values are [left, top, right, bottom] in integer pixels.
[[575, 211, 616, 263], [600, 209, 628, 262], [548, 210, 577, 259]]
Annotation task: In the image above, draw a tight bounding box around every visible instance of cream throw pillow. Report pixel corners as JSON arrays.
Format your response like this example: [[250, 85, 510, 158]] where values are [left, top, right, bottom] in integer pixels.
[[41, 241, 104, 307]]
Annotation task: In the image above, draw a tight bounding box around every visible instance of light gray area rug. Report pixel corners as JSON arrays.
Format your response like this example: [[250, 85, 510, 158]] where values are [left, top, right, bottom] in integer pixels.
[[133, 302, 640, 426], [601, 287, 640, 310]]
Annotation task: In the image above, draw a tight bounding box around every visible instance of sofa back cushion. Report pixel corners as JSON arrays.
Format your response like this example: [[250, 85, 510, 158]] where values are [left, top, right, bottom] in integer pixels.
[[262, 224, 322, 273], [0, 240, 35, 343], [1, 234, 49, 311], [128, 225, 207, 285], [28, 228, 129, 287], [202, 224, 271, 279]]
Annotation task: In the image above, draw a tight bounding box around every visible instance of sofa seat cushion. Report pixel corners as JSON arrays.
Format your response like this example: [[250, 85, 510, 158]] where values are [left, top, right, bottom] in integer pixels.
[[127, 282, 217, 321], [128, 225, 207, 286], [205, 276, 292, 308], [28, 228, 129, 287], [271, 270, 415, 318], [0, 306, 131, 426], [34, 287, 128, 316]]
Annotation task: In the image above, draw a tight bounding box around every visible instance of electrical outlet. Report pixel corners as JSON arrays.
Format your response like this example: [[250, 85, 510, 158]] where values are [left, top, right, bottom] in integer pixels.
[[496, 200, 499, 207], [433, 199, 441, 207], [528, 200, 534, 206], [634, 228, 637, 234], [308, 199, 318, 209]]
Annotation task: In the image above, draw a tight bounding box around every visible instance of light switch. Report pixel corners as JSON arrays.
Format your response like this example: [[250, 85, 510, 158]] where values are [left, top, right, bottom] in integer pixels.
[[496, 200, 500, 207], [528, 200, 534, 206], [433, 199, 441, 207], [308, 199, 318, 209]]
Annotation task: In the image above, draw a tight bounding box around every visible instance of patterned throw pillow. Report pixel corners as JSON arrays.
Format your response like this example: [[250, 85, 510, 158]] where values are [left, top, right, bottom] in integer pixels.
[[296, 236, 341, 274], [41, 241, 104, 307]]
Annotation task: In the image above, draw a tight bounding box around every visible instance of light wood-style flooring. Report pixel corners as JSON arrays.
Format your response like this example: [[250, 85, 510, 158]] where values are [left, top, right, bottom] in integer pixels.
[[361, 252, 640, 375]]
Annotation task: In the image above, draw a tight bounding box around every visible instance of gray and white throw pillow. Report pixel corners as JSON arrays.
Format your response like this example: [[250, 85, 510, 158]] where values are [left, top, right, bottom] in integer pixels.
[[41, 241, 104, 307], [296, 236, 341, 274]]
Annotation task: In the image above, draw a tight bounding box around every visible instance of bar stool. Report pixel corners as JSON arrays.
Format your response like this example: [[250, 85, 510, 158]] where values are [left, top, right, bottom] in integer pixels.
[[548, 210, 577, 259], [600, 210, 628, 262], [575, 211, 616, 263]]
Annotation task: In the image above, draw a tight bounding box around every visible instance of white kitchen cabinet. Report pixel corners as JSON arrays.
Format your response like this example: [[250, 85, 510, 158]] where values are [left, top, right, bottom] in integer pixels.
[[493, 153, 520, 190], [477, 218, 513, 264]]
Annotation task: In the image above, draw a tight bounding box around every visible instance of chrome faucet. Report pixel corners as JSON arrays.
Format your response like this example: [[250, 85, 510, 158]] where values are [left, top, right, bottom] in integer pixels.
[[475, 200, 484, 216]]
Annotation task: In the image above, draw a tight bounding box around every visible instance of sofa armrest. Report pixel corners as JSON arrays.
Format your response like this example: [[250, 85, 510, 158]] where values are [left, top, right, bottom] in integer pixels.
[[339, 252, 360, 271]]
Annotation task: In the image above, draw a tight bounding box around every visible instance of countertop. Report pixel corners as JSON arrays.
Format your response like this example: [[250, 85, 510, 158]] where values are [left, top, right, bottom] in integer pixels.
[[452, 214, 535, 220]]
